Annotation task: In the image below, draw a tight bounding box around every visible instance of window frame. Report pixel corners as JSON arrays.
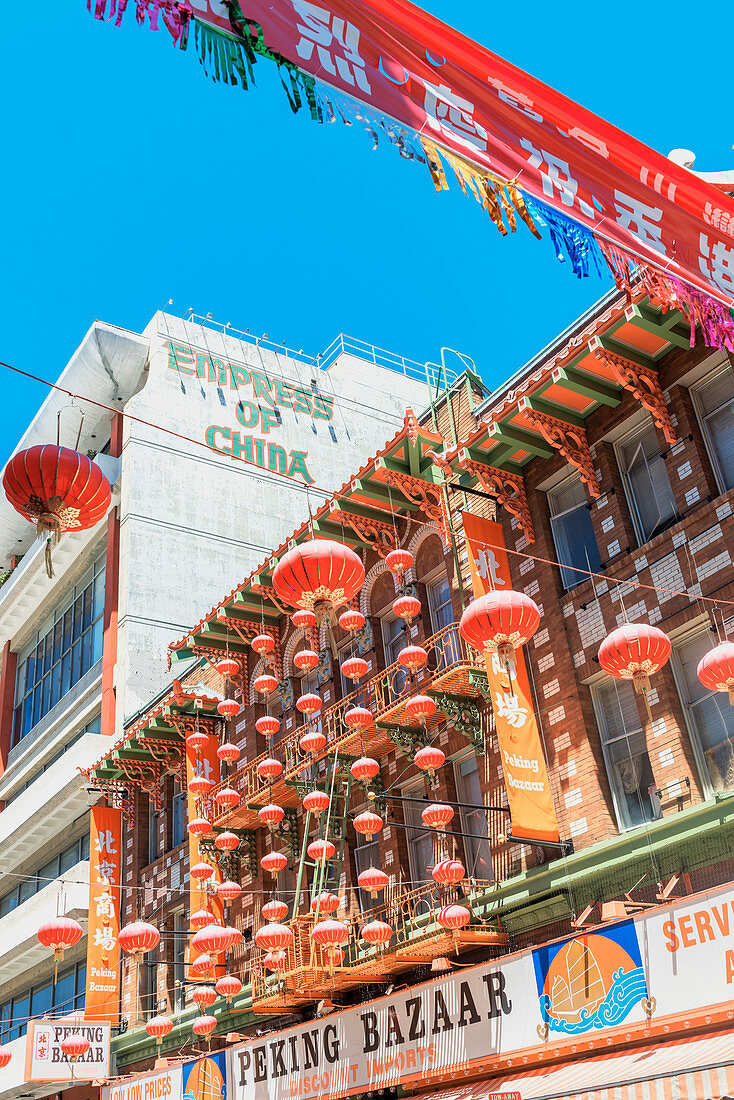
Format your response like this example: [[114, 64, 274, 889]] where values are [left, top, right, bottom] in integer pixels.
[[427, 573, 454, 636], [691, 362, 734, 495], [615, 419, 679, 547], [547, 473, 601, 590], [452, 749, 493, 883], [591, 677, 662, 832]]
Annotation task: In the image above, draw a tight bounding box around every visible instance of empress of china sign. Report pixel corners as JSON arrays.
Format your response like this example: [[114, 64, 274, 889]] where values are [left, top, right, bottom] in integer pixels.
[[166, 341, 335, 484]]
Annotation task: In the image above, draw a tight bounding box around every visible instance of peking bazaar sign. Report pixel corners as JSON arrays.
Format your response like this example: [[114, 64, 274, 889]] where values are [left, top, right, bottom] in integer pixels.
[[166, 340, 334, 485], [226, 882, 734, 1100], [86, 805, 123, 1025], [190, 0, 734, 307], [462, 511, 559, 844], [25, 1020, 110, 1082]]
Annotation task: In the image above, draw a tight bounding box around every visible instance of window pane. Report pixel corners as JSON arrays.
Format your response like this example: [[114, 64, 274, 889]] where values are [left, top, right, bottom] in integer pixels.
[[705, 402, 734, 490], [621, 426, 678, 543], [428, 578, 453, 634], [354, 837, 381, 912], [31, 982, 53, 1018], [383, 618, 408, 697], [549, 487, 601, 589], [54, 967, 75, 1014], [80, 831, 90, 861], [402, 795, 434, 888], [38, 857, 59, 883], [595, 680, 661, 829], [0, 892, 18, 917], [19, 877, 37, 903], [455, 757, 493, 881], [676, 633, 734, 793], [60, 844, 77, 873], [10, 993, 29, 1040]]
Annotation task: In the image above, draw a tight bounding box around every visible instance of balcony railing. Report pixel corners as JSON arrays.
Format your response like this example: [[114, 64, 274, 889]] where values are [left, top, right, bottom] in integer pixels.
[[250, 878, 508, 1012], [208, 624, 486, 828]]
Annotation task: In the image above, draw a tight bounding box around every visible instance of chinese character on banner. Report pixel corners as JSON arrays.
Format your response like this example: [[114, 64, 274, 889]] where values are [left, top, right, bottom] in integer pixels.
[[86, 805, 122, 1025], [292, 1, 371, 93], [699, 232, 734, 296], [424, 81, 489, 155]]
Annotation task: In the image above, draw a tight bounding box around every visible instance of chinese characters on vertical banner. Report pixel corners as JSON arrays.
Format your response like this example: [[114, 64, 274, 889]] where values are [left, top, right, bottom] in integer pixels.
[[187, 727, 225, 976], [462, 512, 560, 843], [86, 805, 122, 1025]]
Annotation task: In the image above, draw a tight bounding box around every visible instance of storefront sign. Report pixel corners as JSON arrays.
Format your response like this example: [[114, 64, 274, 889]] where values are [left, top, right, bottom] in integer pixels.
[[183, 1051, 227, 1099], [86, 805, 123, 1025], [103, 1064, 182, 1100], [226, 882, 734, 1100], [101, 1052, 227, 1100], [25, 1020, 110, 1081], [462, 511, 559, 843], [166, 341, 324, 484]]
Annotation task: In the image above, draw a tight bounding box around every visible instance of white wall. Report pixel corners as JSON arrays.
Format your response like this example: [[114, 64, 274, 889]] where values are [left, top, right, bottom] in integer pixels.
[[115, 315, 433, 724]]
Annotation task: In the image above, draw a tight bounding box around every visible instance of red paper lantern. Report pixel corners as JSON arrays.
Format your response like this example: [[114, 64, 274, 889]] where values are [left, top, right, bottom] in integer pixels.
[[256, 716, 280, 738], [0, 1049, 11, 1070], [262, 899, 289, 922], [190, 910, 216, 931], [405, 694, 436, 725], [273, 539, 365, 612], [188, 817, 212, 837], [292, 608, 317, 630], [260, 851, 288, 877], [311, 892, 340, 914], [252, 633, 275, 655], [192, 1015, 218, 1039], [421, 803, 454, 829], [254, 674, 278, 696], [386, 548, 413, 577], [393, 595, 421, 622], [299, 729, 327, 755], [3, 445, 110, 537], [119, 921, 160, 960], [432, 859, 466, 885], [190, 953, 213, 976], [598, 622, 672, 695], [353, 810, 383, 840], [215, 831, 240, 852], [192, 985, 217, 1010], [345, 707, 373, 730], [297, 693, 322, 715], [302, 790, 330, 815], [187, 731, 210, 752], [257, 758, 283, 781], [358, 867, 389, 898], [414, 745, 445, 776], [216, 975, 242, 1003], [215, 657, 240, 678], [362, 920, 392, 946], [146, 1015, 173, 1047], [312, 919, 349, 957], [193, 924, 241, 955], [217, 698, 241, 718], [217, 742, 241, 762], [351, 756, 379, 782], [438, 903, 470, 931], [190, 862, 215, 882], [264, 951, 286, 972], [697, 641, 734, 704], [307, 838, 335, 862], [188, 775, 213, 797], [37, 916, 83, 961], [215, 787, 240, 809], [342, 656, 368, 681], [61, 1033, 90, 1062], [294, 649, 319, 672], [216, 880, 242, 902], [398, 645, 428, 673], [255, 922, 294, 953], [339, 609, 365, 633], [258, 803, 285, 830], [460, 591, 541, 664]]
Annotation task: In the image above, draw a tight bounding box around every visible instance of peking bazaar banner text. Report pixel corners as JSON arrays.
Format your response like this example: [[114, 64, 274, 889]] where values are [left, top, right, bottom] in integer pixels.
[[225, 881, 734, 1100], [462, 511, 559, 843], [190, 0, 734, 306], [186, 727, 225, 977], [86, 805, 122, 1025]]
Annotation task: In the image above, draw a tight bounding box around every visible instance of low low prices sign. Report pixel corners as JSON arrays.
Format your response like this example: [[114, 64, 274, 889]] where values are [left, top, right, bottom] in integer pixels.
[[103, 1063, 183, 1100], [25, 1020, 111, 1081]]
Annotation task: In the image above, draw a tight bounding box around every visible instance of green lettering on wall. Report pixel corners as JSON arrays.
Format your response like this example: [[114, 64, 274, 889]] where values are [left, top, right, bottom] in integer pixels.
[[268, 443, 287, 474], [312, 394, 334, 421], [197, 353, 228, 385], [253, 439, 266, 466], [206, 425, 232, 455], [230, 365, 251, 390], [260, 406, 280, 434], [293, 387, 312, 415], [236, 401, 259, 429], [250, 370, 276, 408], [273, 379, 295, 408], [231, 432, 254, 463], [288, 450, 314, 484], [166, 341, 197, 375]]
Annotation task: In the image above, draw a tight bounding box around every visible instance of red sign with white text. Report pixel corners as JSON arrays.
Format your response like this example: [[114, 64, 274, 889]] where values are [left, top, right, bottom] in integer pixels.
[[191, 0, 734, 305], [85, 805, 122, 1025]]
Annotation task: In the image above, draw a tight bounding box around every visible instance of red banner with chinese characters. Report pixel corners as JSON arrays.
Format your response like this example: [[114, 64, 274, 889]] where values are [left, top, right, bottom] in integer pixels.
[[187, 730, 225, 978], [85, 805, 122, 1025], [190, 0, 734, 305], [462, 512, 560, 844]]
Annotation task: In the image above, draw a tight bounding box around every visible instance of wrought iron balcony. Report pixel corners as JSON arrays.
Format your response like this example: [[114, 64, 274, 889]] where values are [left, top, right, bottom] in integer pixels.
[[250, 878, 508, 1014], [207, 623, 488, 829]]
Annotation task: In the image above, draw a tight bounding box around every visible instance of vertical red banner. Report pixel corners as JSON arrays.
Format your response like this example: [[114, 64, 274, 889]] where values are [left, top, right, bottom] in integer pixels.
[[462, 512, 560, 844], [186, 731, 225, 977], [86, 805, 122, 1025]]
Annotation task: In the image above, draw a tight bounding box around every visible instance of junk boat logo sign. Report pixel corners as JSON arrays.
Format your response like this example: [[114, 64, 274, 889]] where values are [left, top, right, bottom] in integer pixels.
[[532, 920, 650, 1039]]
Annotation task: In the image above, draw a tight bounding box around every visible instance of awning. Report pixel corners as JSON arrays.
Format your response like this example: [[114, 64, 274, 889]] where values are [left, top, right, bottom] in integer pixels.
[[419, 1031, 734, 1100]]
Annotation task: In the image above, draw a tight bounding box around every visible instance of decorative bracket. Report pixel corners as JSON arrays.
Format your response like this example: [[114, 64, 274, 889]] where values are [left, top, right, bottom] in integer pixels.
[[456, 453, 535, 544], [328, 509, 397, 558], [378, 722, 427, 758], [518, 403, 600, 498], [588, 338, 676, 445], [383, 468, 451, 546], [428, 692, 485, 755]]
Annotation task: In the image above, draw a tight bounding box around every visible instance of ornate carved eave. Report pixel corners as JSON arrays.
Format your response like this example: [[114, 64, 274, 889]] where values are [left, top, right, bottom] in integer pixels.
[[328, 509, 397, 558], [456, 453, 535, 545], [588, 338, 676, 444], [382, 468, 451, 545], [518, 403, 600, 498]]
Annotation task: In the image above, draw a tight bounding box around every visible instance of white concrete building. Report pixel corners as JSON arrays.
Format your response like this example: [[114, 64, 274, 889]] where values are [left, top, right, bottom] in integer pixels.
[[0, 311, 441, 1098]]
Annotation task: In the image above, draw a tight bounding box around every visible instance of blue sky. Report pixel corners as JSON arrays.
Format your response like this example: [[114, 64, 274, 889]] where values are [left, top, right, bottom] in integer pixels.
[[1, 2, 730, 464]]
